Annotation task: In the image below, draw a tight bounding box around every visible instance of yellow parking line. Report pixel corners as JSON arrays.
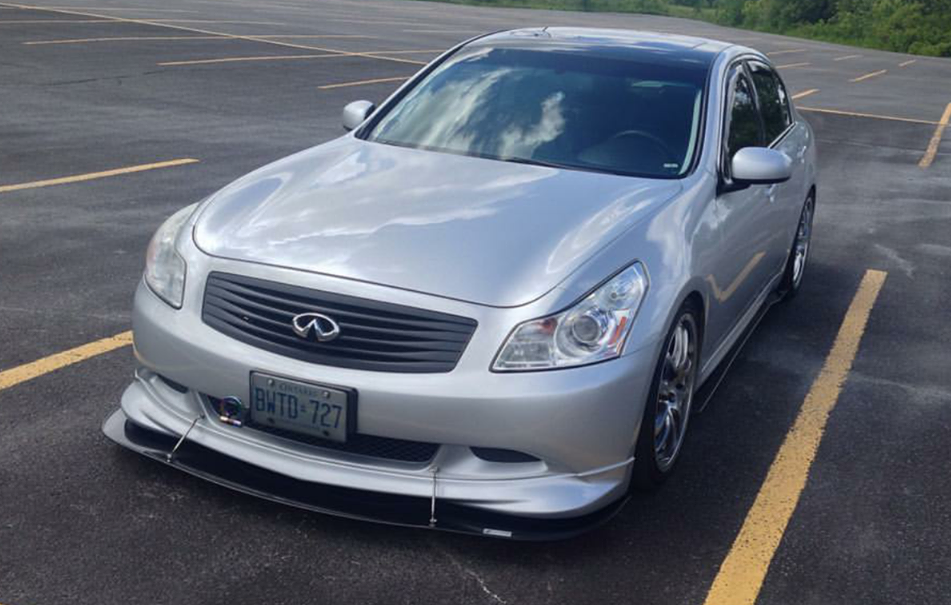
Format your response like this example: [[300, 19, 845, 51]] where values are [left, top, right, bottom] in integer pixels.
[[25, 35, 229, 44], [776, 62, 810, 69], [365, 49, 438, 57], [160, 52, 340, 66], [703, 269, 887, 605], [321, 18, 419, 25], [159, 49, 435, 67], [797, 106, 939, 125], [139, 20, 285, 25], [918, 102, 951, 169], [850, 69, 887, 82], [402, 28, 482, 33], [0, 18, 115, 22], [0, 331, 132, 392], [43, 6, 199, 11], [25, 34, 375, 45], [899, 59, 917, 67], [319, 75, 409, 90], [833, 54, 861, 61], [766, 48, 806, 56], [244, 34, 373, 39], [791, 88, 819, 101], [0, 158, 198, 194], [0, 2, 428, 67]]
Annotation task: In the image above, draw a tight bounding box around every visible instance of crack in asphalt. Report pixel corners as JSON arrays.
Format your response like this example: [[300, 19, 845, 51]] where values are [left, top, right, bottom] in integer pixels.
[[430, 539, 508, 604]]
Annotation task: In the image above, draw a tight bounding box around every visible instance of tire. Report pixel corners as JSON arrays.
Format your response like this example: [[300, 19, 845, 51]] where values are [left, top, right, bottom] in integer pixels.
[[778, 193, 815, 301], [630, 299, 701, 490]]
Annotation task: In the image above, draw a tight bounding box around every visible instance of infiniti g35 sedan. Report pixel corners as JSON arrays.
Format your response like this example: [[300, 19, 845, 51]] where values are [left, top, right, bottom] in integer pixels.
[[104, 28, 816, 539]]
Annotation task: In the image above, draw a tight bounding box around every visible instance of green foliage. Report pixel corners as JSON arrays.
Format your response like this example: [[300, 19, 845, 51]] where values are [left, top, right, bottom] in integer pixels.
[[714, 0, 951, 56], [413, 0, 951, 56], [791, 0, 951, 56], [418, 0, 669, 14]]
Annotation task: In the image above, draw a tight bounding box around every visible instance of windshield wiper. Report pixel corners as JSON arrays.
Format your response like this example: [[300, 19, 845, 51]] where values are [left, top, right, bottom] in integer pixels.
[[500, 156, 578, 170], [501, 156, 641, 178]]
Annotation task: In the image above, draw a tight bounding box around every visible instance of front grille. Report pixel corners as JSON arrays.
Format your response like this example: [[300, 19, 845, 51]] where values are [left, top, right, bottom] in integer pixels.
[[206, 396, 439, 463], [202, 272, 478, 373], [248, 422, 440, 463]]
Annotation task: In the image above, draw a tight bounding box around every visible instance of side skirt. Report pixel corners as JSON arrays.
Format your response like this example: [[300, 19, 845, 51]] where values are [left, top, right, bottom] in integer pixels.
[[694, 290, 782, 414]]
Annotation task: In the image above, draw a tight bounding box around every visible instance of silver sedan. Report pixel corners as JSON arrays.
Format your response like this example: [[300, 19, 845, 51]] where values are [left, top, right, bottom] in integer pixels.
[[104, 27, 817, 539]]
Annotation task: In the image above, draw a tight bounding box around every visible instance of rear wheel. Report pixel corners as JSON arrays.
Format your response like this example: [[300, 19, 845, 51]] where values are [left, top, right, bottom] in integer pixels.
[[631, 300, 701, 489], [779, 194, 815, 300]]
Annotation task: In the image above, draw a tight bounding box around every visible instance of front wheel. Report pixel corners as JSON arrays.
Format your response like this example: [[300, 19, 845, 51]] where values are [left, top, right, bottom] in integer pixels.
[[779, 193, 815, 300], [630, 301, 701, 489]]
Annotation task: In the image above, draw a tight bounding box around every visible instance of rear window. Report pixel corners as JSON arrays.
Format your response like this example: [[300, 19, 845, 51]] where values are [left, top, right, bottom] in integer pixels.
[[362, 47, 710, 179]]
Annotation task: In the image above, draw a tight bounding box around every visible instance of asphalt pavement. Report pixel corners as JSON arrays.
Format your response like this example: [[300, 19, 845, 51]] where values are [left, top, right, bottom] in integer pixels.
[[0, 1, 949, 604]]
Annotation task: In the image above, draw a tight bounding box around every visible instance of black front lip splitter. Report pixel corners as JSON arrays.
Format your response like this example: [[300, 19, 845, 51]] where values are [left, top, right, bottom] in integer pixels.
[[102, 409, 627, 541]]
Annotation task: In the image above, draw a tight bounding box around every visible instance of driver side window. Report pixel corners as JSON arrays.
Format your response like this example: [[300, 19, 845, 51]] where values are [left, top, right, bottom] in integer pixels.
[[726, 70, 763, 162]]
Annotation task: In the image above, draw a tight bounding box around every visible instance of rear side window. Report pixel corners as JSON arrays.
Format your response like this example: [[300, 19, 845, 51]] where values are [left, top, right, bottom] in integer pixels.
[[726, 72, 762, 161], [749, 61, 792, 143]]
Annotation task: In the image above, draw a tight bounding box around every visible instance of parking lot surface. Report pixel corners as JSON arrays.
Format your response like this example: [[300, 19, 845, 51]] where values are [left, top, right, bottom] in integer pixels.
[[1, 1, 949, 604]]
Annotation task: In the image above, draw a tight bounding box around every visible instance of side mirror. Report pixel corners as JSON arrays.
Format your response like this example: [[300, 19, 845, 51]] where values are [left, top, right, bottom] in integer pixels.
[[342, 100, 375, 132], [731, 147, 793, 185]]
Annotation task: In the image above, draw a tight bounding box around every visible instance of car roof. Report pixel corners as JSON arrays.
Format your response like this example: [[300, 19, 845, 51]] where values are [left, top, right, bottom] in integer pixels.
[[469, 27, 734, 65]]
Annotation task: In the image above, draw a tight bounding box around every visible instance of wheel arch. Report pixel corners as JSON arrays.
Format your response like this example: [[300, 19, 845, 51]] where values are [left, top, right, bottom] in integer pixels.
[[682, 290, 706, 352]]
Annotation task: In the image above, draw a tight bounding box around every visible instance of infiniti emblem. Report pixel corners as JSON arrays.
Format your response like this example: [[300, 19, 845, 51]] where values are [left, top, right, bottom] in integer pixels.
[[291, 312, 341, 342]]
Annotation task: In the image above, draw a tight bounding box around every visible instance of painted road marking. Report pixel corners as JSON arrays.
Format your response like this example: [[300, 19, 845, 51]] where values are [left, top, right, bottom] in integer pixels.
[[242, 34, 374, 39], [702, 269, 887, 605], [0, 18, 115, 22], [766, 48, 806, 56], [797, 106, 940, 125], [0, 158, 198, 194], [25, 34, 375, 45], [132, 19, 285, 25], [159, 52, 352, 66], [850, 69, 887, 82], [0, 331, 132, 392], [320, 18, 419, 25], [42, 6, 199, 11], [0, 2, 430, 67], [833, 54, 862, 61], [25, 35, 235, 44], [791, 89, 819, 101], [402, 28, 483, 34], [319, 75, 409, 90], [919, 102, 951, 169], [776, 62, 810, 69], [899, 59, 917, 67], [158, 49, 436, 67]]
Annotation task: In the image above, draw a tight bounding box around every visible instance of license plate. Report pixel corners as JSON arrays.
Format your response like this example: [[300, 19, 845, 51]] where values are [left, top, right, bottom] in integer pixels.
[[249, 373, 352, 443]]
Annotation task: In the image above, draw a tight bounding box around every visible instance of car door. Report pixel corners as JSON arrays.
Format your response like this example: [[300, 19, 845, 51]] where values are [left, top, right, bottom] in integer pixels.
[[706, 62, 776, 352], [747, 59, 804, 274]]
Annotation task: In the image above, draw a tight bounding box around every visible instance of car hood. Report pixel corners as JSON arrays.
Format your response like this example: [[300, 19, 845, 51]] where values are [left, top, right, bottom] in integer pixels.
[[193, 137, 681, 307]]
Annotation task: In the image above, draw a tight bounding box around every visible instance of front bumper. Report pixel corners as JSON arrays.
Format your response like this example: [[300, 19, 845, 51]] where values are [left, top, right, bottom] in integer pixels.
[[111, 252, 661, 535], [104, 408, 627, 540]]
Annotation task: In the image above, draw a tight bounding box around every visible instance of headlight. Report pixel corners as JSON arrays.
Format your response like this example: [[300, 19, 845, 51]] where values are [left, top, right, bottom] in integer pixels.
[[492, 263, 649, 372], [144, 204, 197, 308]]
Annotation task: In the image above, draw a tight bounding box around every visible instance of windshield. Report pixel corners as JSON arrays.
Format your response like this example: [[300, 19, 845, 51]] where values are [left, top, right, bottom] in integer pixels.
[[362, 45, 708, 178]]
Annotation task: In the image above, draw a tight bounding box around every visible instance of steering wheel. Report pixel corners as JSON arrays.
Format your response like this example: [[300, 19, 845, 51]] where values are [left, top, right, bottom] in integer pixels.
[[607, 129, 679, 168]]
